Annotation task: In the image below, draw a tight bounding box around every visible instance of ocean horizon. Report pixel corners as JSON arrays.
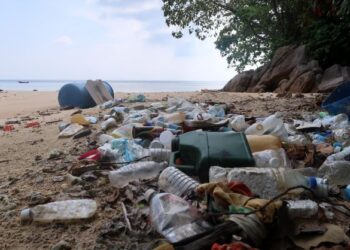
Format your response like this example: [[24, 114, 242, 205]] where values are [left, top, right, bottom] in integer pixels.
[[0, 80, 226, 92]]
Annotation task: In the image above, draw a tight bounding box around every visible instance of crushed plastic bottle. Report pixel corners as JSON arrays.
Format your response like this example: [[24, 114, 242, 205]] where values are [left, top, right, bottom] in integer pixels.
[[109, 161, 167, 188], [109, 138, 149, 162], [286, 134, 309, 145], [325, 146, 350, 162], [318, 161, 350, 185], [145, 189, 211, 243], [20, 199, 97, 223], [333, 128, 350, 144], [71, 114, 90, 126], [158, 167, 199, 198], [211, 167, 328, 199], [208, 104, 225, 118], [229, 115, 248, 132], [253, 148, 291, 168], [320, 113, 349, 129], [245, 113, 288, 139]]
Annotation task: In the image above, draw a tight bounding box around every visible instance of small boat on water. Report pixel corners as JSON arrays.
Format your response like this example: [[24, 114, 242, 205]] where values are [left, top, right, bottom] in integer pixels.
[[18, 81, 29, 84]]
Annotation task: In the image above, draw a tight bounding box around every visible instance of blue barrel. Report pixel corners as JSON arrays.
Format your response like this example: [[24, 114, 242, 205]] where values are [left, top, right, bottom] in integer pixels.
[[58, 81, 114, 109], [322, 81, 350, 117]]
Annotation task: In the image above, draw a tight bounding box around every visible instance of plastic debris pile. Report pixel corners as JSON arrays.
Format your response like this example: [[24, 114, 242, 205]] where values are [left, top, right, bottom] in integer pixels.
[[20, 95, 350, 250]]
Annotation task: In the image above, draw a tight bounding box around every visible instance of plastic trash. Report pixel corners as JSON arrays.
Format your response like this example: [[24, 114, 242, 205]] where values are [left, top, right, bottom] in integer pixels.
[[58, 124, 84, 138], [132, 126, 165, 139], [71, 114, 90, 126], [324, 146, 350, 162], [159, 130, 174, 149], [20, 199, 97, 223], [318, 161, 350, 185], [123, 110, 151, 124], [86, 116, 98, 124], [208, 104, 225, 118], [286, 134, 309, 145], [127, 94, 145, 102], [149, 148, 171, 162], [246, 135, 282, 153], [99, 99, 121, 109], [322, 81, 350, 116], [333, 128, 350, 144], [101, 117, 118, 131], [111, 124, 135, 138], [98, 134, 114, 145], [58, 81, 114, 109], [25, 121, 40, 128], [160, 112, 186, 124], [158, 167, 199, 198], [345, 185, 350, 201], [286, 200, 318, 219], [210, 166, 328, 199], [320, 113, 349, 129], [245, 113, 288, 138], [58, 123, 69, 132], [253, 148, 291, 168], [109, 138, 148, 162], [229, 115, 248, 132], [229, 214, 266, 246], [149, 139, 164, 149], [145, 189, 211, 243], [108, 161, 167, 188]]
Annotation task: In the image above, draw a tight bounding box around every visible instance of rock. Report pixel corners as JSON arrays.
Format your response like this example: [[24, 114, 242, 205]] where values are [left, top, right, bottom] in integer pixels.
[[52, 176, 65, 183], [318, 64, 350, 92], [27, 192, 51, 206], [222, 70, 254, 92], [255, 45, 307, 91], [66, 174, 82, 185], [35, 175, 44, 184], [47, 149, 64, 160], [288, 71, 316, 93], [51, 240, 71, 250], [275, 79, 290, 93], [71, 164, 99, 176], [81, 172, 98, 182]]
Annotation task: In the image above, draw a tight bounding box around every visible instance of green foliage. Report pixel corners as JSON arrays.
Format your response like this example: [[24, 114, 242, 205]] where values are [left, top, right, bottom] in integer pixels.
[[162, 0, 350, 72]]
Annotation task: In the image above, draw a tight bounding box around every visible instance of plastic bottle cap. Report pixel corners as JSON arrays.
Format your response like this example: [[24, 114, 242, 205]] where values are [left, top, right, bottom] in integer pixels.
[[256, 124, 264, 131], [20, 208, 33, 222], [308, 177, 317, 189], [145, 189, 157, 203]]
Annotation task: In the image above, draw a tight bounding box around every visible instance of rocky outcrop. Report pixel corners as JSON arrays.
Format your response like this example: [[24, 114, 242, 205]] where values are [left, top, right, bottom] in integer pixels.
[[223, 45, 349, 93]]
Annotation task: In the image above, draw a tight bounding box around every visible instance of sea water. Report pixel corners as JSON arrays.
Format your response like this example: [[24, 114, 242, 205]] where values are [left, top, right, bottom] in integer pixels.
[[0, 80, 225, 92]]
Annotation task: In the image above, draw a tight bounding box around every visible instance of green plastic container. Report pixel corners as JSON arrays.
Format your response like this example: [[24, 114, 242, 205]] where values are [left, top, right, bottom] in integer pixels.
[[170, 131, 254, 182]]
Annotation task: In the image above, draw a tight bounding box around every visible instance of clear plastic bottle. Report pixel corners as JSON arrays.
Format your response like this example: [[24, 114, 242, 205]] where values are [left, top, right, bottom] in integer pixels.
[[318, 161, 350, 185], [261, 112, 288, 139], [286, 200, 318, 218], [333, 128, 350, 143], [321, 113, 349, 129], [149, 148, 171, 162], [20, 199, 97, 223], [145, 189, 211, 243], [325, 146, 350, 162], [225, 167, 328, 199], [229, 115, 248, 132], [253, 148, 290, 168], [158, 167, 199, 198], [101, 117, 118, 131], [109, 161, 167, 188], [245, 123, 264, 135]]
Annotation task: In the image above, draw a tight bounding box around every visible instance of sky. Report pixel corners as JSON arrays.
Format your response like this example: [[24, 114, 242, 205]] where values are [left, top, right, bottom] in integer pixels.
[[0, 0, 235, 81]]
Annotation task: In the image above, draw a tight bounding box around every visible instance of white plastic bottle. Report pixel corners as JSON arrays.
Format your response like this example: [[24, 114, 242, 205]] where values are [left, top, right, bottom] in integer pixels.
[[145, 189, 211, 243], [101, 117, 118, 131], [229, 115, 248, 132], [158, 167, 199, 198], [20, 199, 97, 223], [109, 161, 167, 188], [149, 148, 171, 162]]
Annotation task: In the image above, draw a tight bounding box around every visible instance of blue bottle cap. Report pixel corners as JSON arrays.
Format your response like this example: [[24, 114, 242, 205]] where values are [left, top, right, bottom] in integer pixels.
[[308, 177, 317, 189]]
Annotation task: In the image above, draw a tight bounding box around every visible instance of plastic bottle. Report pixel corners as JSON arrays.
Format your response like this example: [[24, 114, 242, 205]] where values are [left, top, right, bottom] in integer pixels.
[[71, 114, 90, 126], [159, 130, 174, 149], [325, 146, 350, 162], [20, 199, 97, 223], [286, 200, 318, 219], [333, 128, 350, 144], [158, 167, 199, 198], [145, 189, 211, 243], [109, 161, 167, 188], [318, 161, 350, 185], [58, 124, 84, 138], [246, 135, 282, 152], [286, 134, 309, 145], [245, 123, 264, 136], [98, 134, 114, 145], [224, 167, 328, 199], [101, 117, 118, 131], [149, 139, 164, 149], [253, 148, 290, 168], [261, 112, 288, 139], [321, 113, 349, 129], [149, 148, 171, 162], [229, 115, 248, 132]]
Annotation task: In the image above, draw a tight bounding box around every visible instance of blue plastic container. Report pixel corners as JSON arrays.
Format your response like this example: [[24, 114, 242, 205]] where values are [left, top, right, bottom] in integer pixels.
[[58, 81, 114, 109], [322, 81, 350, 117]]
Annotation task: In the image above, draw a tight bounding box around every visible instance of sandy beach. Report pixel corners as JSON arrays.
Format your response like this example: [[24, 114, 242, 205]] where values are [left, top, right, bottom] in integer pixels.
[[0, 90, 324, 249]]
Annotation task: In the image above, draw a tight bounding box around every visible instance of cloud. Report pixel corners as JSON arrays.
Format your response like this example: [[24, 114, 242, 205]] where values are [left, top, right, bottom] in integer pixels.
[[53, 35, 73, 45]]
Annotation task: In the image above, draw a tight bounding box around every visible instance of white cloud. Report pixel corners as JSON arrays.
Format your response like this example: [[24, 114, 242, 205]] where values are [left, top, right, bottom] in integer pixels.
[[53, 35, 73, 46]]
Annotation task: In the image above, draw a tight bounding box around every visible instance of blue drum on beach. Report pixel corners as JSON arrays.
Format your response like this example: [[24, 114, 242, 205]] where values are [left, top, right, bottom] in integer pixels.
[[58, 81, 114, 109], [322, 81, 350, 117]]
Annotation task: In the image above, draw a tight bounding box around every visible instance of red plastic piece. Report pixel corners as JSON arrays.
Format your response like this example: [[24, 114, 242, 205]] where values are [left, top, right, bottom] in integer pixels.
[[227, 181, 253, 197]]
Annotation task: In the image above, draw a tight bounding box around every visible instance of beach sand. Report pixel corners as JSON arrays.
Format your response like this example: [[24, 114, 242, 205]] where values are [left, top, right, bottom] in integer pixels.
[[0, 90, 323, 249]]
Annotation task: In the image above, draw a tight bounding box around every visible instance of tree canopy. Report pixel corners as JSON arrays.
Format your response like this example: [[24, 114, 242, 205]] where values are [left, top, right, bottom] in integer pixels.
[[162, 0, 350, 72]]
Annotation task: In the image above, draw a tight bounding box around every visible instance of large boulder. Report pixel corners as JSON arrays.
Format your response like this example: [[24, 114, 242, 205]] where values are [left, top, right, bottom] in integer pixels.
[[222, 70, 254, 92], [288, 71, 316, 93], [318, 65, 350, 92], [254, 45, 308, 91]]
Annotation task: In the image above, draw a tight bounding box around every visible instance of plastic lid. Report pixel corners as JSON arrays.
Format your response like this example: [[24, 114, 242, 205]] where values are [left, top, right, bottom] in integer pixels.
[[308, 177, 317, 189], [20, 208, 33, 222], [145, 189, 157, 203], [256, 124, 264, 131]]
